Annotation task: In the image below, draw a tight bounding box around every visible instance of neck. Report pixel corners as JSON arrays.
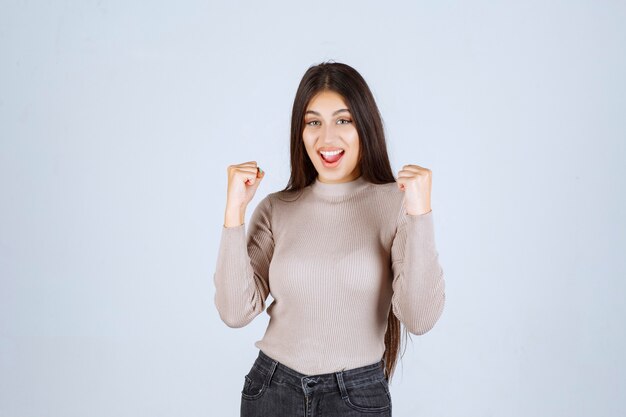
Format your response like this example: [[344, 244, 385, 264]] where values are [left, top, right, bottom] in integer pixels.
[[310, 175, 370, 197]]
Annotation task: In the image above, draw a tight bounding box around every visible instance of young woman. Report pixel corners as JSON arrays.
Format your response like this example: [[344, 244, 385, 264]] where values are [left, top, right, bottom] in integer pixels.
[[214, 61, 446, 417]]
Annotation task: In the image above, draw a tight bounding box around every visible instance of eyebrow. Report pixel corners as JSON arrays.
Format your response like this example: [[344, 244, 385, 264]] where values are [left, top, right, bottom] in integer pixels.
[[305, 108, 351, 116]]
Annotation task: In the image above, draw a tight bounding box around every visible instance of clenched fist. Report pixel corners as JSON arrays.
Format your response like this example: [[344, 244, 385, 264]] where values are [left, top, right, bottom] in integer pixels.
[[396, 164, 432, 216], [224, 161, 265, 227]]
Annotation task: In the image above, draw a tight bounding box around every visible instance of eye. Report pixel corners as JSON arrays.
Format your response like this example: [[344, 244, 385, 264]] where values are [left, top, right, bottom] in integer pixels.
[[306, 120, 320, 126], [337, 118, 352, 125]]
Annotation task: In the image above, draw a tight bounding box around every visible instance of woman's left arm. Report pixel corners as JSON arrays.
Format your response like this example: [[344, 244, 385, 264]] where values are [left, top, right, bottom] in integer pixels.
[[390, 210, 446, 335], [391, 164, 446, 335]]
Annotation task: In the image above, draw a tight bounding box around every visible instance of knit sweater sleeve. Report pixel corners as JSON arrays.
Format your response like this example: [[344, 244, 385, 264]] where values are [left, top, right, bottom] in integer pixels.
[[390, 208, 446, 335], [213, 195, 274, 328]]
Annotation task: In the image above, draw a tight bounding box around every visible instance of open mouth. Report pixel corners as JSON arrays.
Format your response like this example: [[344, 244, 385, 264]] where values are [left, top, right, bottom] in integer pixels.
[[320, 150, 345, 165]]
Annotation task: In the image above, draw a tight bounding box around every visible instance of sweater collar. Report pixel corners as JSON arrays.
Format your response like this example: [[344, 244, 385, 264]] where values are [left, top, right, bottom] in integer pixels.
[[310, 175, 370, 197]]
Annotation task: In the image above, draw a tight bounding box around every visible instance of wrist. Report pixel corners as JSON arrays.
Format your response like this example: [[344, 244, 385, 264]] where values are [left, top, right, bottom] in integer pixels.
[[224, 205, 245, 227]]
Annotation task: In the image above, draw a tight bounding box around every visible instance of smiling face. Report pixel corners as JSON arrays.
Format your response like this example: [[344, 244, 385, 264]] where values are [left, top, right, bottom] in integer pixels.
[[302, 90, 361, 184]]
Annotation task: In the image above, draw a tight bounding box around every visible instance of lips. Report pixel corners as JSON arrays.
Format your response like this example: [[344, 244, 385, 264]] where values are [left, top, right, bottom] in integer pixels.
[[320, 150, 345, 163], [319, 150, 345, 168]]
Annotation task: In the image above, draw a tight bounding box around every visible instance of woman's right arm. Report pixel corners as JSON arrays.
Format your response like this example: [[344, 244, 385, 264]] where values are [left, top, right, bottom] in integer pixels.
[[213, 162, 273, 328]]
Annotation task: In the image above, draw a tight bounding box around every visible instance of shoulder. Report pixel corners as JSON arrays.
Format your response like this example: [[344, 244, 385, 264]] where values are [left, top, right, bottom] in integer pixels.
[[266, 188, 307, 205], [252, 188, 301, 214], [365, 181, 408, 227], [367, 181, 400, 194], [366, 181, 404, 204]]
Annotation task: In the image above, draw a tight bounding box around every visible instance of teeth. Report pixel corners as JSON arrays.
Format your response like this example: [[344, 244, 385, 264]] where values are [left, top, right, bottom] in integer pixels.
[[320, 150, 344, 156]]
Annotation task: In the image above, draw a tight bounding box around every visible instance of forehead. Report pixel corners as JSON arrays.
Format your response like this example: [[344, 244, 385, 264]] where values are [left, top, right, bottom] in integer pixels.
[[306, 90, 349, 111]]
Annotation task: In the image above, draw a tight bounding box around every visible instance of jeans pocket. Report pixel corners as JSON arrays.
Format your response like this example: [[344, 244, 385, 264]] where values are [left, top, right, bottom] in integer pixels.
[[342, 378, 391, 413], [241, 369, 268, 401]]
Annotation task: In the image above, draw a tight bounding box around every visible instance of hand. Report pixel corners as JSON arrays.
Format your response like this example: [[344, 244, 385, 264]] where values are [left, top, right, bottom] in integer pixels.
[[396, 164, 432, 215], [225, 161, 265, 211]]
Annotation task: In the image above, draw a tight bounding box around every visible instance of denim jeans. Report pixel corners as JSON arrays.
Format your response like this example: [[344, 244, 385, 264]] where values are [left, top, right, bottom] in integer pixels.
[[240, 349, 392, 417]]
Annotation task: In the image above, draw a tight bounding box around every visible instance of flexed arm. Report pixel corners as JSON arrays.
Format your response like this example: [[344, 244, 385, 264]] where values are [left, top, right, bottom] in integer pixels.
[[391, 164, 445, 334], [213, 162, 273, 328]]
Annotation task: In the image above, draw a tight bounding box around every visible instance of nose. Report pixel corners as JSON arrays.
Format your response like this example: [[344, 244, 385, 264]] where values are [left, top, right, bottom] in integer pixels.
[[320, 122, 340, 144]]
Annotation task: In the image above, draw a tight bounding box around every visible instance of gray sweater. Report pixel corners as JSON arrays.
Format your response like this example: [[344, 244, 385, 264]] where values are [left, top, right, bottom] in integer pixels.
[[213, 175, 446, 375]]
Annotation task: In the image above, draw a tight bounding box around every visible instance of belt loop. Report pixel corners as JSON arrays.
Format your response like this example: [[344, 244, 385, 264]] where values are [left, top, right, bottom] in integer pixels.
[[335, 371, 349, 400], [264, 358, 278, 387]]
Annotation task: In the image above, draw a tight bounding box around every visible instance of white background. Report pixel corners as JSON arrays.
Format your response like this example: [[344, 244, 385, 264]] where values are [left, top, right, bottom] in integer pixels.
[[1, 1, 625, 416]]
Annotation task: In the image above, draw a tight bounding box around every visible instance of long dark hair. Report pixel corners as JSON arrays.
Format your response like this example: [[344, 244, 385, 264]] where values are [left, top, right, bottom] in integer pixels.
[[278, 61, 411, 382]]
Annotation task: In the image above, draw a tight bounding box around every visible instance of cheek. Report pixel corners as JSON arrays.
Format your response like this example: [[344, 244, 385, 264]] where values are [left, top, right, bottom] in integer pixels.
[[348, 150, 359, 165], [346, 127, 359, 145], [302, 136, 318, 159], [348, 132, 360, 153]]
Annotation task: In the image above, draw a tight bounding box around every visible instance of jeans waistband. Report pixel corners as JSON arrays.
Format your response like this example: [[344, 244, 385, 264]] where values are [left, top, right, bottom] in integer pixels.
[[250, 349, 387, 396]]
